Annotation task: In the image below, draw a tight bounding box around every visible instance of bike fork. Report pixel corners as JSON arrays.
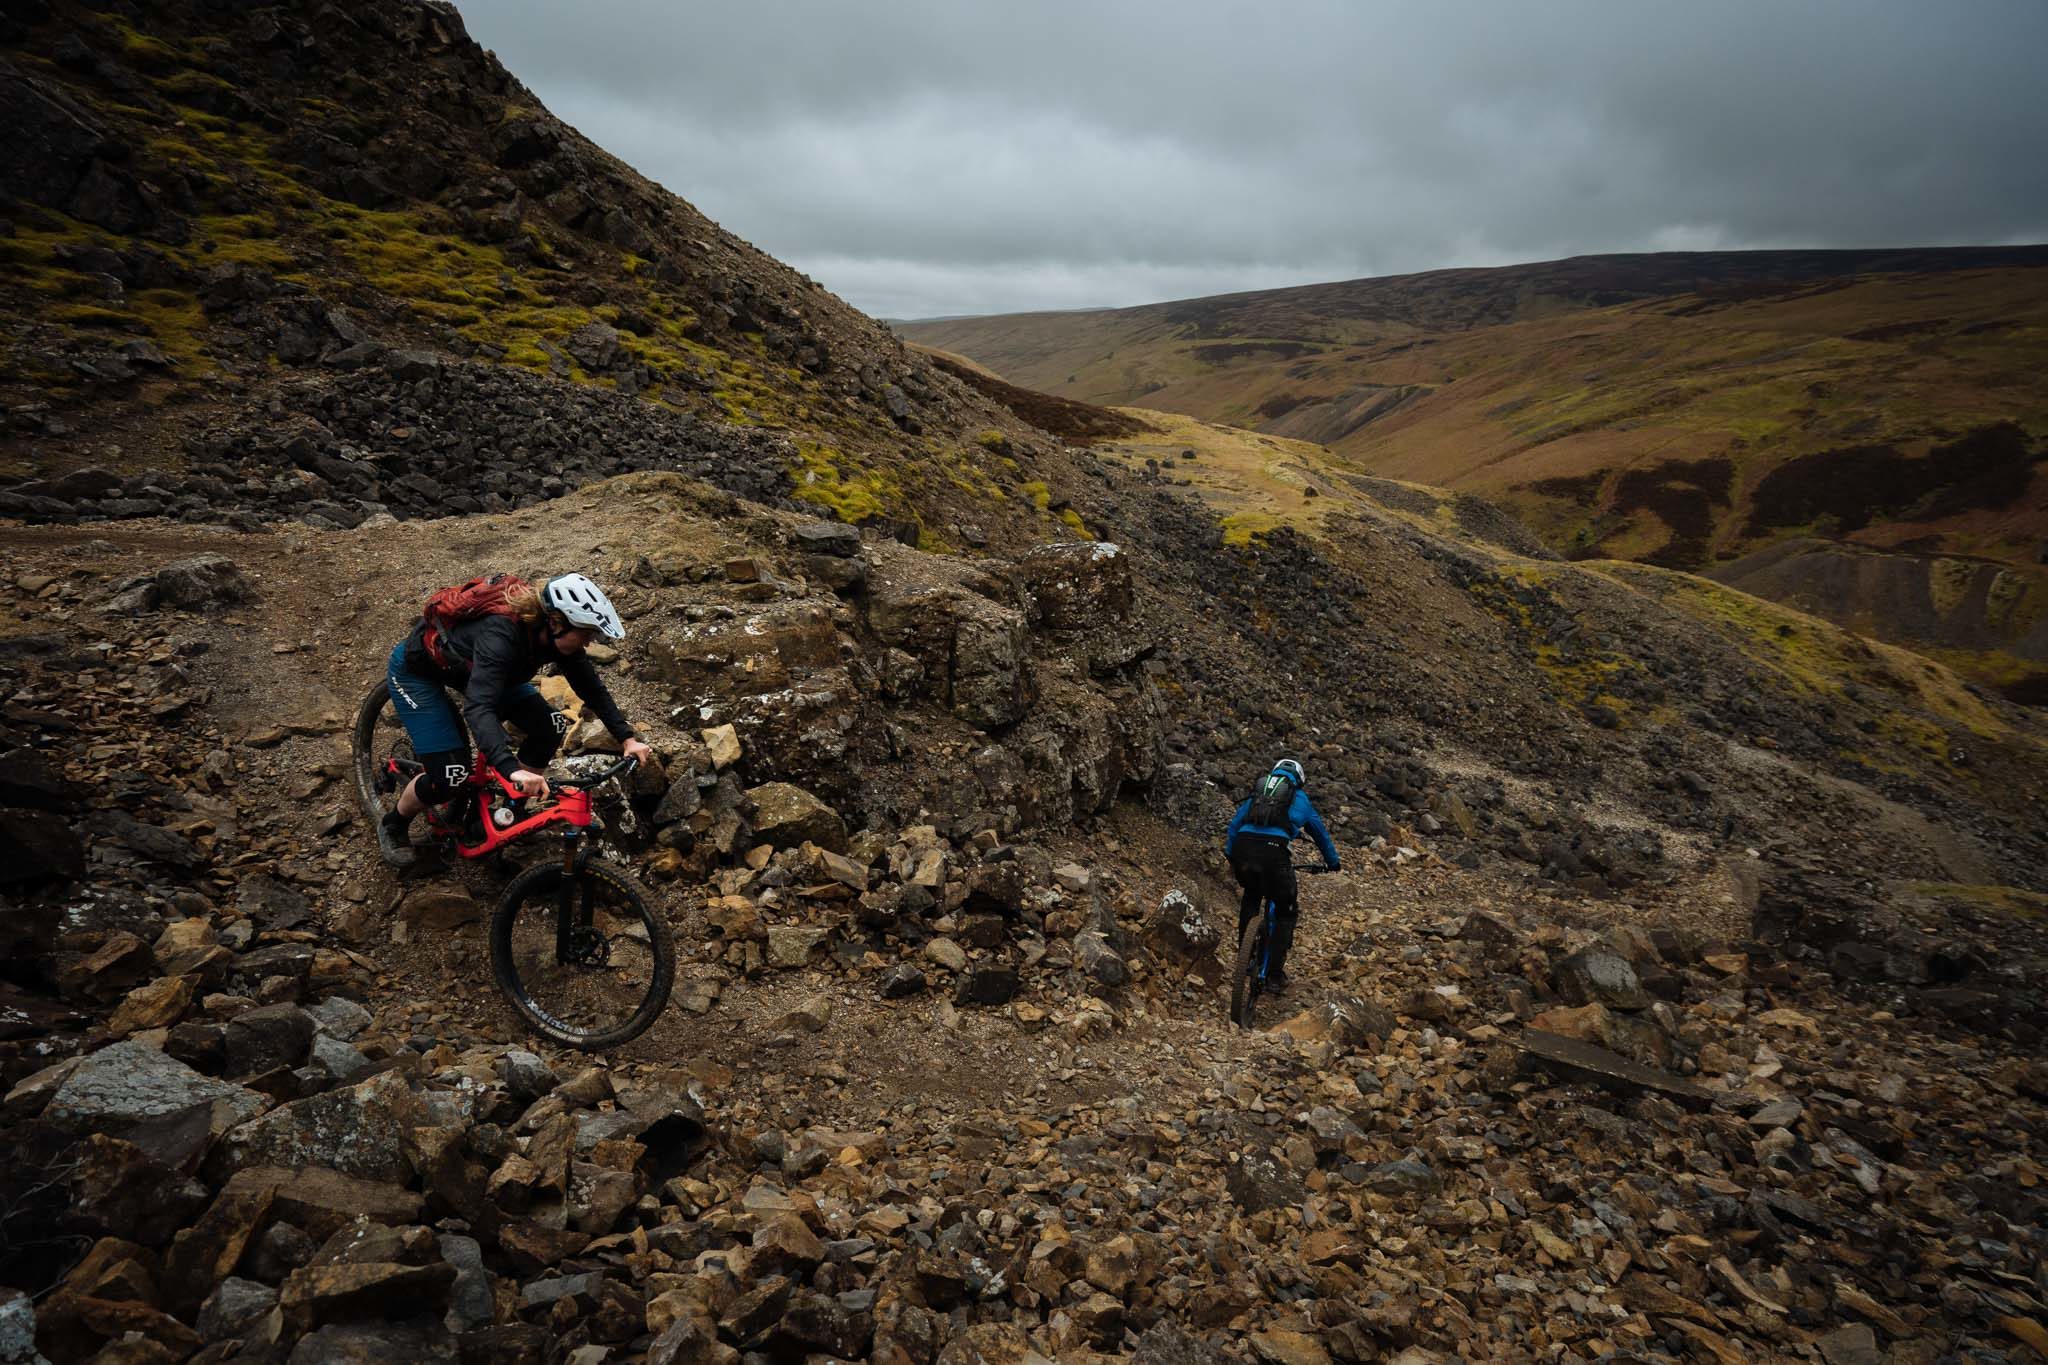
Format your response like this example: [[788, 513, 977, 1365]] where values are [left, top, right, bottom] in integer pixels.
[[556, 830, 581, 963]]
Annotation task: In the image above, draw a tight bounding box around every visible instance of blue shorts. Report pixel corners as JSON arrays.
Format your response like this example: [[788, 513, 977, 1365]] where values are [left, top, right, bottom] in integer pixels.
[[385, 640, 547, 758]]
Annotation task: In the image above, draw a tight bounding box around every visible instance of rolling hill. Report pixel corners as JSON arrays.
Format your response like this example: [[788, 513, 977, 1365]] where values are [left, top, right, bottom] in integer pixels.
[[903, 251, 2048, 698]]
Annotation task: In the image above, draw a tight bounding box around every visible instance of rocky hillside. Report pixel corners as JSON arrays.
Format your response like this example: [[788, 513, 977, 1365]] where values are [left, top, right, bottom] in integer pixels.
[[902, 253, 2048, 701], [0, 0, 1112, 552], [2, 3, 2047, 1364]]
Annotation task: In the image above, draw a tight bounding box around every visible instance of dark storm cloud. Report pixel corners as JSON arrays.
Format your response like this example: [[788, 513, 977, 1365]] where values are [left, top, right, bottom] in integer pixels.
[[456, 1, 2048, 318]]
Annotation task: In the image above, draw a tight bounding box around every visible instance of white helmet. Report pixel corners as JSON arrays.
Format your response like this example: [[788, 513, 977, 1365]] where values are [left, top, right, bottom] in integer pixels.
[[1274, 758, 1305, 786], [543, 573, 624, 639]]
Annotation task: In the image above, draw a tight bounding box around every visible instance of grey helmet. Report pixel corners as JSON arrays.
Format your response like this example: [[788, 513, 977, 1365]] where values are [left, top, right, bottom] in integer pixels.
[[543, 573, 624, 640], [1273, 758, 1304, 786]]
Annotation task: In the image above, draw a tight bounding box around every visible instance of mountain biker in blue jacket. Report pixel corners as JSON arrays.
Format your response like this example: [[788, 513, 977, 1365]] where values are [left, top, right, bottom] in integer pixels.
[[1225, 758, 1339, 988]]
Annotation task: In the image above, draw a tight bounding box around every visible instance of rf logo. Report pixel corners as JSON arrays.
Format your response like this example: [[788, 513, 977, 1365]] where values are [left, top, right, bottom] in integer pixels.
[[443, 763, 468, 785], [552, 710, 571, 734]]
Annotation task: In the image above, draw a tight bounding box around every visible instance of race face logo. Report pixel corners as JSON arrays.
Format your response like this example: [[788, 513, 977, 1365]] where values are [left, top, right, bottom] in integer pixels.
[[443, 763, 469, 786], [551, 710, 571, 734]]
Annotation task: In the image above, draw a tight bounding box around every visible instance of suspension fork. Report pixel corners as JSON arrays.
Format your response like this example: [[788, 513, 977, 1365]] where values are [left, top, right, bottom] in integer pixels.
[[556, 828, 581, 963], [1261, 899, 1277, 981]]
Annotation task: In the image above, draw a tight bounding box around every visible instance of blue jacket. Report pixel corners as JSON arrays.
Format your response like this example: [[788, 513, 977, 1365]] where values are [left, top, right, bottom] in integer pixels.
[[1226, 770, 1340, 870]]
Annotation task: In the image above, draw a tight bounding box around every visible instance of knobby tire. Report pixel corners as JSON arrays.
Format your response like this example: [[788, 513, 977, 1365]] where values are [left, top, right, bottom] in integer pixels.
[[490, 860, 674, 1050], [1231, 912, 1269, 1029], [350, 678, 396, 826]]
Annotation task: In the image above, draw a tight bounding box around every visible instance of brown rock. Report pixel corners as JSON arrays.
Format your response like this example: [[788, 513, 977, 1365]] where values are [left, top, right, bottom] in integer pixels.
[[414, 1125, 489, 1223], [58, 932, 155, 1003], [107, 973, 197, 1037], [280, 1260, 457, 1330], [161, 1182, 274, 1313], [61, 1237, 159, 1303], [228, 1165, 423, 1242], [34, 1289, 202, 1362], [935, 1322, 1036, 1365], [70, 1134, 209, 1247], [750, 1212, 826, 1277], [1249, 1328, 1332, 1365], [497, 1219, 591, 1274]]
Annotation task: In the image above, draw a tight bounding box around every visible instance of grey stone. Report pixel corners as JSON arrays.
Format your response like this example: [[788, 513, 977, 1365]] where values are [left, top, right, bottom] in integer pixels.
[[198, 1277, 279, 1343], [225, 1003, 318, 1077], [880, 964, 927, 998], [309, 1033, 375, 1085], [953, 965, 1020, 1007], [1554, 945, 1650, 1011], [1074, 931, 1128, 987], [0, 1287, 47, 1365], [155, 554, 253, 608], [793, 521, 861, 557], [1518, 1029, 1714, 1108], [212, 1070, 428, 1184], [495, 1049, 555, 1101], [766, 925, 828, 968], [45, 1039, 267, 1133], [1133, 1321, 1233, 1365], [305, 996, 373, 1041], [1364, 1156, 1441, 1197], [287, 1321, 457, 1364], [1225, 1151, 1303, 1213], [438, 1234, 494, 1334]]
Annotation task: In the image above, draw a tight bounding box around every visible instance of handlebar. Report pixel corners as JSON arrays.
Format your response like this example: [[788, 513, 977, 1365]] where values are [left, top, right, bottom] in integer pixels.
[[557, 754, 639, 791], [1298, 865, 1338, 876]]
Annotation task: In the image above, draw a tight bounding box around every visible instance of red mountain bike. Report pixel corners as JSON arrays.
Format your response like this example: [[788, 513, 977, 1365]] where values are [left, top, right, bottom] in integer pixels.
[[350, 679, 674, 1050]]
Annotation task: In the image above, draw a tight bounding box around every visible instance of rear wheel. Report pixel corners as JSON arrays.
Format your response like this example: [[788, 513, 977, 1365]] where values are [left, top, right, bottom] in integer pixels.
[[1231, 911, 1270, 1029], [351, 679, 417, 826], [490, 859, 674, 1050]]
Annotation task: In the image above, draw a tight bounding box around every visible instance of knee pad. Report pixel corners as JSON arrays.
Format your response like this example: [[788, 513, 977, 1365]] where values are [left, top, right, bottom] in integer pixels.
[[415, 752, 472, 805]]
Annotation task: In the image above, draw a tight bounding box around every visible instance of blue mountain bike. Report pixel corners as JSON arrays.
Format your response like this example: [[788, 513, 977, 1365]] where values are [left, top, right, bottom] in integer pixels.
[[1230, 862, 1334, 1028]]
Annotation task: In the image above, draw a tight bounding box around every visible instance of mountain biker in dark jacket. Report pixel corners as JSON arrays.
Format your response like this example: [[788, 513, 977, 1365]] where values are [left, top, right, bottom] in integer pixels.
[[1225, 758, 1340, 988], [377, 573, 653, 868]]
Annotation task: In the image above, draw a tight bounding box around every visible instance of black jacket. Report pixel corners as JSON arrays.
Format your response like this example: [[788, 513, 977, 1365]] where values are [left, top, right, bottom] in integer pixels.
[[403, 615, 634, 778]]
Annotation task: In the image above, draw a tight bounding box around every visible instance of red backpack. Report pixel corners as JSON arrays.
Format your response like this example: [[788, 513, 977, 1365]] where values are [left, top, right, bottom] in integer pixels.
[[419, 572, 531, 668]]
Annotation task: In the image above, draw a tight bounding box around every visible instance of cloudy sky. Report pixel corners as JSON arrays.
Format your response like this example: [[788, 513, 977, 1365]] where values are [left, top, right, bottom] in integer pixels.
[[459, 1, 2048, 321]]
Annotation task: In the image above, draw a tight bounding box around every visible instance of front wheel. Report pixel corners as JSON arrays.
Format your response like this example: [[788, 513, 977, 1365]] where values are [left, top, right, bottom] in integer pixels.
[[1230, 912, 1269, 1029], [490, 859, 674, 1050]]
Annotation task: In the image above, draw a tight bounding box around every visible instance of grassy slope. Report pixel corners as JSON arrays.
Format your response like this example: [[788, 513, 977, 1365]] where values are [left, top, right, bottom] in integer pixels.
[[1105, 402, 2043, 787], [907, 263, 2048, 563], [906, 257, 2048, 696]]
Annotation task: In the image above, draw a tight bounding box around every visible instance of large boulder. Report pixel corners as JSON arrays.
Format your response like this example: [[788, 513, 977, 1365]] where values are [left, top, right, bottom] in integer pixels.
[[1553, 945, 1650, 1011], [868, 582, 1029, 729], [210, 1070, 429, 1184], [41, 1039, 268, 1134], [1019, 541, 1133, 631], [745, 783, 847, 853], [155, 555, 253, 608]]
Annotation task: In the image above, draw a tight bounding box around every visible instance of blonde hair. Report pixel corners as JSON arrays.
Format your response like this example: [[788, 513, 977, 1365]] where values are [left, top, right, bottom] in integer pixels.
[[505, 582, 548, 625]]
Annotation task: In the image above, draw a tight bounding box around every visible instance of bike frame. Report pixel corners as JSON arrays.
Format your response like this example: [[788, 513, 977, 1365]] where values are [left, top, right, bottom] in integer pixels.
[[384, 753, 622, 859], [1254, 863, 1333, 983], [384, 750, 638, 969]]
